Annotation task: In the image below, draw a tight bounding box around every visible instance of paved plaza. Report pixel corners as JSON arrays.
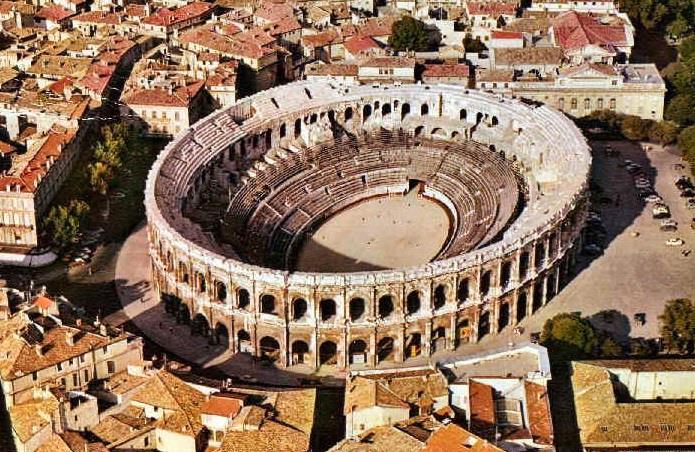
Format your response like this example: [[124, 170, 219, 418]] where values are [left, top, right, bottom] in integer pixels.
[[111, 140, 695, 384]]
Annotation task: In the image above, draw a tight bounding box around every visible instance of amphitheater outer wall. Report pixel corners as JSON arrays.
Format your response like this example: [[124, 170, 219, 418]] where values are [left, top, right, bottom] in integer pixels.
[[144, 81, 592, 370]]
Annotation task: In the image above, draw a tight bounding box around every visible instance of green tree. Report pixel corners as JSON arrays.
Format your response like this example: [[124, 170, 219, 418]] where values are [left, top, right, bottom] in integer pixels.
[[658, 298, 695, 353], [600, 337, 623, 357], [541, 313, 600, 363], [648, 120, 679, 144], [44, 200, 90, 249], [87, 161, 113, 196], [665, 94, 695, 126], [389, 16, 430, 52], [462, 33, 487, 53], [678, 125, 695, 164], [620, 115, 652, 140]]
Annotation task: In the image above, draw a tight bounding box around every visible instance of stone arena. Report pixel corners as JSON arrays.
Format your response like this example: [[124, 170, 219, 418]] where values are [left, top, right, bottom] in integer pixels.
[[144, 81, 592, 370]]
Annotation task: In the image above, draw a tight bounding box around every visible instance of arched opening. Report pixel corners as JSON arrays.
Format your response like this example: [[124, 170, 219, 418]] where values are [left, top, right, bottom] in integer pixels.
[[459, 108, 467, 120], [431, 327, 446, 353], [501, 261, 512, 288], [431, 127, 444, 137], [237, 329, 251, 353], [498, 303, 510, 331], [362, 104, 372, 122], [237, 288, 250, 310], [476, 112, 483, 124], [214, 323, 228, 347], [378, 295, 394, 319], [414, 125, 424, 137], [405, 333, 422, 358], [516, 292, 527, 323], [320, 298, 337, 322], [294, 118, 301, 138], [401, 103, 410, 119], [345, 107, 353, 121], [377, 337, 395, 363], [310, 113, 318, 124], [458, 278, 470, 302], [178, 262, 189, 284], [374, 100, 380, 110], [292, 340, 310, 364], [519, 252, 530, 279], [216, 281, 227, 302], [259, 336, 280, 363], [546, 275, 556, 302], [433, 284, 446, 310], [279, 123, 286, 138], [451, 131, 460, 140], [457, 319, 471, 344], [535, 242, 545, 270], [319, 341, 338, 365], [166, 251, 174, 271], [532, 281, 543, 312], [480, 270, 492, 297], [420, 104, 429, 116], [491, 116, 499, 126], [292, 298, 308, 321], [178, 304, 191, 324], [547, 233, 557, 258], [406, 291, 421, 315], [265, 129, 272, 147], [381, 103, 391, 116], [349, 340, 368, 364], [478, 312, 490, 339], [260, 294, 276, 314], [349, 297, 365, 321], [192, 314, 210, 337]]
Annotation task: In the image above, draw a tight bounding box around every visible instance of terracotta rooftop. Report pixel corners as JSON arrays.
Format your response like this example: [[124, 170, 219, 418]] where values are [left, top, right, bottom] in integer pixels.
[[424, 424, 503, 451], [476, 68, 515, 82], [467, 2, 517, 16], [552, 11, 627, 52], [559, 62, 617, 77], [491, 30, 523, 40], [524, 380, 553, 445], [122, 79, 205, 107], [422, 63, 470, 78], [469, 380, 496, 441], [201, 394, 242, 418], [305, 63, 358, 77], [254, 2, 294, 23], [33, 295, 54, 310], [71, 10, 122, 25], [9, 394, 60, 442], [36, 4, 74, 22], [27, 55, 91, 79], [344, 35, 380, 55], [360, 56, 416, 68], [331, 425, 425, 451], [143, 2, 214, 27], [494, 47, 564, 65]]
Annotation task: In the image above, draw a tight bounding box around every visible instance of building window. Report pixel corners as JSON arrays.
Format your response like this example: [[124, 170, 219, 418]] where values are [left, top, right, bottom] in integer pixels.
[[584, 98, 591, 109], [151, 111, 157, 119], [102, 346, 108, 354], [162, 112, 167, 119], [57, 362, 63, 371], [144, 437, 149, 447], [609, 98, 616, 110], [600, 426, 608, 432], [571, 98, 577, 110], [84, 369, 89, 381], [660, 424, 675, 432], [107, 360, 116, 374], [175, 112, 180, 121], [32, 372, 37, 381], [558, 98, 565, 110], [72, 373, 78, 387], [597, 98, 603, 109]]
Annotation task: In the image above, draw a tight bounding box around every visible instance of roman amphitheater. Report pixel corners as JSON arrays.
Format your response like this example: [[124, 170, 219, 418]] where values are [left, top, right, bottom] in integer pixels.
[[144, 80, 592, 371]]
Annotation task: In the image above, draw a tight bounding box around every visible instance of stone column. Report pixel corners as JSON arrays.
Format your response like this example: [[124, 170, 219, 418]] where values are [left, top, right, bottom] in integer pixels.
[[424, 322, 432, 356], [369, 331, 377, 367], [448, 315, 457, 351], [396, 328, 405, 363]]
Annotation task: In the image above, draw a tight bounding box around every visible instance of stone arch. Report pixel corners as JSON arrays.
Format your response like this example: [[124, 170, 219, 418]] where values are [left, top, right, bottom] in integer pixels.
[[451, 130, 460, 140], [178, 262, 189, 284], [215, 280, 227, 302], [401, 102, 411, 119], [516, 292, 528, 322], [498, 303, 510, 331], [292, 298, 308, 321], [259, 336, 281, 362], [264, 128, 272, 147], [291, 340, 310, 364], [405, 332, 422, 359], [420, 104, 429, 116], [457, 318, 471, 344], [362, 104, 372, 123], [178, 303, 191, 324], [192, 313, 210, 337], [458, 278, 470, 302], [406, 290, 421, 315], [546, 275, 556, 301], [237, 288, 250, 310], [433, 284, 447, 310], [535, 242, 546, 270], [214, 322, 228, 347], [414, 125, 425, 137], [319, 341, 338, 365], [349, 339, 368, 364], [519, 251, 530, 279], [478, 311, 491, 339], [320, 298, 337, 322], [377, 337, 395, 363], [378, 294, 394, 319], [480, 270, 492, 297], [476, 112, 483, 124], [260, 294, 276, 314], [279, 123, 287, 138], [459, 108, 467, 120], [501, 261, 512, 288], [382, 103, 391, 116], [345, 106, 353, 121], [432, 326, 446, 353], [532, 281, 543, 312], [237, 329, 251, 353], [492, 116, 499, 126], [294, 118, 301, 138], [165, 251, 174, 271], [349, 297, 366, 321], [431, 127, 445, 138]]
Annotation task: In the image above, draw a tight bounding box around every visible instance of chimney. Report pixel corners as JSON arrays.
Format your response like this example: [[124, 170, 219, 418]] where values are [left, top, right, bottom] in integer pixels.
[[75, 318, 82, 327], [35, 344, 44, 357], [99, 323, 107, 336], [66, 331, 75, 346]]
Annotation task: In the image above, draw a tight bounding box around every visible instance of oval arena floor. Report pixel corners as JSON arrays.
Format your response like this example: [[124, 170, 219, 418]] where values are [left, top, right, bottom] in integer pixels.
[[294, 189, 451, 272]]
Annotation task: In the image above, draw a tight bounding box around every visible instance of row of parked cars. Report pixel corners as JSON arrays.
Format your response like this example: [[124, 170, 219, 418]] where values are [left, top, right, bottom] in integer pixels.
[[582, 210, 606, 256], [63, 228, 104, 266]]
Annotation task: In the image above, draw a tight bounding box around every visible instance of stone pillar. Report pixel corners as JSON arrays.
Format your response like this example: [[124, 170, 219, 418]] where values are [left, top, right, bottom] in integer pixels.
[[424, 322, 432, 356], [470, 310, 479, 344], [396, 328, 405, 363], [369, 331, 377, 367], [448, 315, 457, 351]]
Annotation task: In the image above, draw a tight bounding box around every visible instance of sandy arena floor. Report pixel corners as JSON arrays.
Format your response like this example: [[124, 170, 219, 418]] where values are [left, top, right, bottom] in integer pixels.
[[294, 190, 451, 272]]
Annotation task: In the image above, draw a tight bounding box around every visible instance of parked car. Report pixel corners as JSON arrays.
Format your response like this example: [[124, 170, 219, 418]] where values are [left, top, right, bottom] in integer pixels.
[[676, 176, 693, 190], [583, 243, 603, 256], [660, 220, 678, 232], [645, 194, 662, 203], [665, 238, 685, 246], [686, 199, 695, 209], [680, 188, 695, 198], [652, 205, 670, 219]]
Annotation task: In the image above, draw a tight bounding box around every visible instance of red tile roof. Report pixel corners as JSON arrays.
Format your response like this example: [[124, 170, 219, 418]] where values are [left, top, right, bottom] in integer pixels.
[[525, 381, 554, 445], [71, 11, 121, 25], [344, 35, 380, 55], [33, 296, 54, 310], [422, 63, 470, 78], [424, 424, 503, 452], [467, 2, 517, 16], [36, 5, 74, 22], [143, 2, 213, 27], [552, 11, 627, 51], [254, 2, 294, 23], [201, 395, 242, 418], [123, 80, 205, 108], [491, 30, 523, 39], [469, 380, 496, 442]]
